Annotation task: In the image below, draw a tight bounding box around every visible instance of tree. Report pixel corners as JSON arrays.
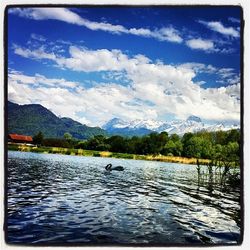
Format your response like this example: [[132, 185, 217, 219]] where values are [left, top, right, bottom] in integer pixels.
[[33, 131, 44, 145], [170, 133, 180, 142], [127, 136, 141, 154], [158, 132, 169, 151], [212, 144, 223, 162], [200, 138, 213, 159], [42, 138, 70, 148], [107, 135, 126, 152], [174, 140, 183, 156], [137, 136, 151, 155], [161, 139, 183, 156], [181, 132, 194, 157], [223, 142, 240, 165], [64, 132, 73, 141], [75, 141, 88, 149], [226, 129, 240, 144], [214, 130, 227, 145], [185, 136, 202, 158], [86, 137, 100, 150], [162, 140, 175, 156]]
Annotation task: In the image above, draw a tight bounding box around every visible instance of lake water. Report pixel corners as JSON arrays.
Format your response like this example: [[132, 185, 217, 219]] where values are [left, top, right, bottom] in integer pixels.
[[6, 151, 241, 245]]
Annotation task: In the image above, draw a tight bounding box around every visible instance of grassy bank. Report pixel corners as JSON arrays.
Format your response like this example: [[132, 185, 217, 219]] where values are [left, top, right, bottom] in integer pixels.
[[8, 143, 210, 165]]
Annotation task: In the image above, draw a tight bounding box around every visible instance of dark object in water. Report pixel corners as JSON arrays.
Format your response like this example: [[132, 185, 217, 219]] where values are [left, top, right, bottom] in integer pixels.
[[105, 163, 124, 171]]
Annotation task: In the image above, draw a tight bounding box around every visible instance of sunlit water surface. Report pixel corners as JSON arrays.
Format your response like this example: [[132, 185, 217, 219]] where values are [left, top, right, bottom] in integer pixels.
[[7, 151, 241, 245]]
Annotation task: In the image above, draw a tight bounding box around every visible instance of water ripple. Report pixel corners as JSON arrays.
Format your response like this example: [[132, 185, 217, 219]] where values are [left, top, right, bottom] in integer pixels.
[[7, 151, 241, 245]]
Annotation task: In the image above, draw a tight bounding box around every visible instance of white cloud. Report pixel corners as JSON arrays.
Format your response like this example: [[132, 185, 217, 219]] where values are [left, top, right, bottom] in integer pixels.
[[227, 74, 240, 85], [228, 17, 240, 24], [218, 68, 235, 79], [13, 45, 157, 73], [224, 82, 240, 98], [8, 72, 157, 126], [10, 7, 182, 44], [31, 33, 46, 42], [198, 20, 240, 38], [179, 62, 239, 86], [201, 84, 240, 121], [9, 8, 83, 23], [14, 45, 57, 61], [219, 47, 236, 54], [152, 27, 183, 43], [179, 62, 216, 74], [185, 38, 215, 51], [10, 45, 240, 124], [8, 69, 78, 89]]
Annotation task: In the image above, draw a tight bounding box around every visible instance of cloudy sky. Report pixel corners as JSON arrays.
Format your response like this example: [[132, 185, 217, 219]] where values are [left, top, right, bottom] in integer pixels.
[[7, 6, 241, 127]]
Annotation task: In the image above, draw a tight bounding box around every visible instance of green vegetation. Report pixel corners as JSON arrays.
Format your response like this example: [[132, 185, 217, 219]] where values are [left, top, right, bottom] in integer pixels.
[[33, 131, 44, 145], [8, 101, 106, 139], [73, 129, 240, 166], [8, 143, 210, 165], [9, 127, 241, 191], [8, 100, 240, 169], [9, 129, 240, 168]]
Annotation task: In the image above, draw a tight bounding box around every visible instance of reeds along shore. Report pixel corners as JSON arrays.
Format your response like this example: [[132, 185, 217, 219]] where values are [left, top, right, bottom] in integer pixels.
[[8, 143, 211, 165]]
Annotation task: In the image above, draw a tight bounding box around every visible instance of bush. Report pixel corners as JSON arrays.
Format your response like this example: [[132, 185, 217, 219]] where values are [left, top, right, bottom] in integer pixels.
[[42, 138, 70, 148]]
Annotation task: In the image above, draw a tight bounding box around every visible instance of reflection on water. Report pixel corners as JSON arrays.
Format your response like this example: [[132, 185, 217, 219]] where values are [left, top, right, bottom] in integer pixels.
[[7, 151, 241, 245]]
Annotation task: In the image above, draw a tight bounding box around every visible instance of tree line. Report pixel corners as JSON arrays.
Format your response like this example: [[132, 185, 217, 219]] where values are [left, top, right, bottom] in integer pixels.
[[33, 129, 240, 165]]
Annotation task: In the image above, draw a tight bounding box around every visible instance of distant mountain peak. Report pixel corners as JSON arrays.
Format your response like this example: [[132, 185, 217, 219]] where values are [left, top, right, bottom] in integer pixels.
[[103, 115, 238, 136], [108, 117, 121, 122], [186, 115, 202, 123], [103, 117, 125, 129]]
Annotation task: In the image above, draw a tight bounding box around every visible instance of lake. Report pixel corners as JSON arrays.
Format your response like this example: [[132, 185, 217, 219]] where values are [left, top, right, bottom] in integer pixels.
[[6, 151, 241, 245]]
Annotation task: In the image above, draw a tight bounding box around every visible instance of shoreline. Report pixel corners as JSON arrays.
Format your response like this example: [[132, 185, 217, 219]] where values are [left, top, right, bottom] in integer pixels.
[[7, 143, 210, 165]]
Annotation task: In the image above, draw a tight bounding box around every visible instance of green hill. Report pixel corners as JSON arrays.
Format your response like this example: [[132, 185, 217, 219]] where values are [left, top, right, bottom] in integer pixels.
[[7, 101, 106, 139]]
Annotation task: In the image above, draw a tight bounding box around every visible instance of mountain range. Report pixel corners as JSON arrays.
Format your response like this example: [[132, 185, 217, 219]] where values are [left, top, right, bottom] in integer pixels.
[[8, 101, 239, 139], [103, 115, 239, 136], [7, 101, 106, 139]]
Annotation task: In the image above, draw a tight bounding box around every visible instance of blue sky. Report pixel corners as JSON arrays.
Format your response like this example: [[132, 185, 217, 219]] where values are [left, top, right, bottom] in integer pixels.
[[7, 6, 241, 126]]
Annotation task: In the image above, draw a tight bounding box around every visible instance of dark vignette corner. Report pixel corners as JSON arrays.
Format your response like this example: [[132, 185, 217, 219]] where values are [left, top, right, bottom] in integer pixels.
[[2, 3, 245, 247]]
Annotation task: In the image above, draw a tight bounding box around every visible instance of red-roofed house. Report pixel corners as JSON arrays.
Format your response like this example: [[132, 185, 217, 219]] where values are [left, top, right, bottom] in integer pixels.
[[8, 134, 33, 144]]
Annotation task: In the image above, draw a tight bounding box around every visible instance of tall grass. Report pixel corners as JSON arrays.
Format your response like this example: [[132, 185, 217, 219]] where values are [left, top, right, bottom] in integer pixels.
[[8, 143, 210, 165]]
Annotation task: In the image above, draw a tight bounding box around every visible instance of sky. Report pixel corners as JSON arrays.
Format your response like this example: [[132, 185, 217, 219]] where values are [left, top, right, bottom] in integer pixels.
[[7, 6, 241, 127]]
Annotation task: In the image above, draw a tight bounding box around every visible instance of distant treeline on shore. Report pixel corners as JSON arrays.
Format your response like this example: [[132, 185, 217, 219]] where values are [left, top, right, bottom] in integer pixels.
[[27, 129, 240, 166]]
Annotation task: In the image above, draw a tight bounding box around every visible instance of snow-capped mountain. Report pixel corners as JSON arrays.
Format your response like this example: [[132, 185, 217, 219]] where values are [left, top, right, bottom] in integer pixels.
[[103, 116, 239, 136], [104, 118, 164, 131], [103, 118, 154, 136]]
